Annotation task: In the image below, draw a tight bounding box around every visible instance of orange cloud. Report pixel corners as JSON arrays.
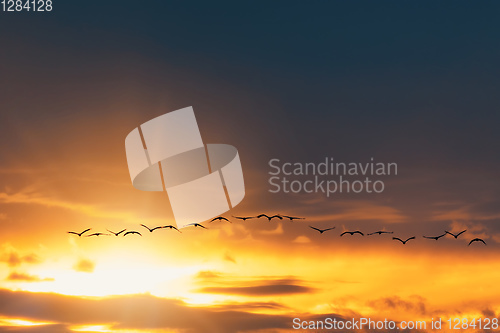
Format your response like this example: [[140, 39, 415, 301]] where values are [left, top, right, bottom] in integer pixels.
[[224, 252, 237, 264], [1, 246, 41, 267], [195, 274, 316, 296], [293, 236, 311, 244], [6, 272, 54, 282], [73, 259, 95, 273]]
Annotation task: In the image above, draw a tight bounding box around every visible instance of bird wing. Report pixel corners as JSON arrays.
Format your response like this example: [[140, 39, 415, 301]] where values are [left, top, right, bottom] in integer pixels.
[[309, 226, 321, 232], [270, 215, 282, 219], [393, 237, 403, 243], [469, 238, 486, 245], [340, 232, 349, 236], [117, 229, 126, 235], [354, 231, 364, 236], [257, 214, 268, 218], [220, 217, 229, 221], [407, 237, 416, 241], [199, 224, 207, 229], [140, 224, 152, 231], [210, 217, 220, 222], [445, 231, 455, 237], [325, 227, 336, 231], [457, 230, 467, 237], [151, 226, 162, 231], [67, 232, 78, 235], [423, 236, 433, 239], [81, 228, 91, 235]]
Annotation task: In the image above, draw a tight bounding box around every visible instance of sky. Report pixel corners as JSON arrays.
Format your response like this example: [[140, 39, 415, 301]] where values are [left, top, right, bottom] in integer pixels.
[[0, 1, 500, 332]]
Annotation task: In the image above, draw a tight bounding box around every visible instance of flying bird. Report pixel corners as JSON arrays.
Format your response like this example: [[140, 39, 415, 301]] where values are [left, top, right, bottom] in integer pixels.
[[468, 238, 486, 246], [367, 231, 393, 236], [392, 237, 415, 244], [67, 228, 91, 237], [163, 225, 181, 233], [86, 232, 110, 237], [140, 224, 163, 232], [123, 231, 142, 237], [107, 229, 126, 236], [340, 231, 364, 236], [445, 230, 467, 239], [257, 214, 283, 221], [232, 216, 255, 221], [187, 223, 208, 229], [423, 233, 447, 241], [281, 215, 305, 221], [210, 216, 231, 223], [309, 226, 335, 234]]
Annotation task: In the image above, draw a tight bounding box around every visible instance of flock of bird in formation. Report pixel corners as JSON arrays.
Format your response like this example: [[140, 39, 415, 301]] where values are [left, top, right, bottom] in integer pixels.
[[67, 213, 487, 246]]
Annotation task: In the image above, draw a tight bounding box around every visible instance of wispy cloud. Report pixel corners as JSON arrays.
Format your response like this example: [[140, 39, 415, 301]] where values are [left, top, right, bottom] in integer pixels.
[[259, 223, 284, 235], [223, 251, 237, 264], [196, 283, 314, 296], [194, 272, 315, 296], [367, 295, 427, 316], [307, 200, 407, 224], [73, 259, 95, 273], [1, 245, 42, 268], [6, 272, 54, 282], [292, 236, 311, 244], [0, 189, 149, 225]]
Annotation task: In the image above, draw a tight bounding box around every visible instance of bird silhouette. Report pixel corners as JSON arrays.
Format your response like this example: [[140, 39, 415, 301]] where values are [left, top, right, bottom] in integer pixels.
[[423, 233, 447, 241], [367, 231, 393, 236], [140, 224, 163, 232], [392, 237, 415, 244], [232, 216, 255, 221], [187, 223, 208, 229], [163, 225, 181, 233], [281, 215, 305, 221], [123, 231, 142, 237], [340, 231, 364, 236], [67, 228, 91, 237], [210, 216, 231, 223], [107, 229, 126, 236], [257, 214, 282, 221], [468, 238, 486, 246], [309, 226, 335, 234], [445, 230, 467, 239], [86, 232, 110, 237]]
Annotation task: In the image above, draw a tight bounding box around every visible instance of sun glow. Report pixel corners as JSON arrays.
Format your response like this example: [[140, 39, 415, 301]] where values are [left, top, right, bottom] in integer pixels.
[[0, 317, 54, 327], [16, 262, 208, 298], [71, 324, 113, 332]]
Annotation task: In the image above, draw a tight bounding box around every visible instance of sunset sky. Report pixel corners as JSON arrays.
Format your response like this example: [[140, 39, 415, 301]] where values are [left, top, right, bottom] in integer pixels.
[[1, 2, 500, 332]]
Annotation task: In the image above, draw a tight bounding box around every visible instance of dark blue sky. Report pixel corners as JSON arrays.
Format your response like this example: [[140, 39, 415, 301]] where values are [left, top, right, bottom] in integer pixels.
[[1, 1, 499, 229], [2, 2, 499, 155]]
